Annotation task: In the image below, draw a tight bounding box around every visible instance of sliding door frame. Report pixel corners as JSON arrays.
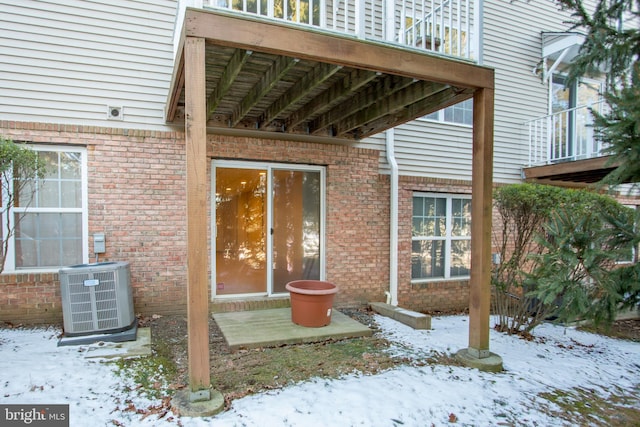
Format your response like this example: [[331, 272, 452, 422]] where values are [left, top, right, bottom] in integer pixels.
[[211, 159, 326, 299]]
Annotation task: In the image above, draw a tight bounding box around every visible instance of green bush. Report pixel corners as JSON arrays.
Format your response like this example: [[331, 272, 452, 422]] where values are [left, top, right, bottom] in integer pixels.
[[492, 183, 636, 334], [492, 184, 568, 334], [530, 198, 637, 328]]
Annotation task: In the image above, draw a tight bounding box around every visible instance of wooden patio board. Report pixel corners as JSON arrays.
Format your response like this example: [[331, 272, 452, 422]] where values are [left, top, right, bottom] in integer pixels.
[[213, 308, 373, 352]]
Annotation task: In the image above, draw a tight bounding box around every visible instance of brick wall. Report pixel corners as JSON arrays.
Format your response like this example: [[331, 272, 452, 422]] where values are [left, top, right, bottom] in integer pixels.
[[88, 130, 187, 316], [0, 122, 390, 324], [0, 273, 60, 325], [1, 122, 189, 324]]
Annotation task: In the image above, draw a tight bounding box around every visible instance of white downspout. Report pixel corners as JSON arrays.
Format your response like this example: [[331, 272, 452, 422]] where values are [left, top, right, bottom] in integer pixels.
[[386, 129, 399, 306], [384, 0, 399, 306]]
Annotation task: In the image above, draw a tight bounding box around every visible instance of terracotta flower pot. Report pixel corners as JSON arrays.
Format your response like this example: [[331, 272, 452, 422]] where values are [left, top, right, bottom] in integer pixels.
[[285, 280, 338, 327]]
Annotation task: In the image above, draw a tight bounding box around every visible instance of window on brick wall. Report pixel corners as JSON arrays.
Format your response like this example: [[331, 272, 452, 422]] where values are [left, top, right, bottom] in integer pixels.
[[616, 204, 638, 264], [2, 146, 87, 271], [412, 193, 471, 281]]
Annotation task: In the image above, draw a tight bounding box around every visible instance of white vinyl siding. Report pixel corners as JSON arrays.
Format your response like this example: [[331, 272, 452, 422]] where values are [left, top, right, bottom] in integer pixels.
[[0, 0, 176, 130], [358, 119, 473, 180], [482, 0, 571, 183]]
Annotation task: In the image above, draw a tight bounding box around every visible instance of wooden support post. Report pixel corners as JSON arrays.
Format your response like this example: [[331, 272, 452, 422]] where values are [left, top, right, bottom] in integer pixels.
[[468, 87, 494, 358], [185, 36, 211, 398], [456, 86, 501, 372]]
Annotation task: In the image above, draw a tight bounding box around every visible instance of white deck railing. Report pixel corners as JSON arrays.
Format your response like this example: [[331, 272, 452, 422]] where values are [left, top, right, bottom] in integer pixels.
[[174, 0, 479, 61], [526, 100, 608, 166]]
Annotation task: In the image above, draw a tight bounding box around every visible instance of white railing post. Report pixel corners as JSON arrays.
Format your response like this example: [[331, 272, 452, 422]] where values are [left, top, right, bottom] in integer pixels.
[[563, 110, 570, 160], [268, 0, 275, 18], [385, 0, 395, 42], [355, 0, 366, 39], [473, 0, 482, 63], [399, 1, 406, 44], [439, 1, 444, 53], [546, 115, 553, 164], [319, 0, 326, 27], [456, 0, 461, 55], [528, 122, 533, 166], [332, 0, 338, 31], [585, 100, 594, 158], [430, 0, 436, 51]]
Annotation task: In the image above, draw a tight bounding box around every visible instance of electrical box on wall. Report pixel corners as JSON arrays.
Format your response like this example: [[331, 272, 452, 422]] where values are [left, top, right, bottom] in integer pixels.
[[94, 233, 106, 254]]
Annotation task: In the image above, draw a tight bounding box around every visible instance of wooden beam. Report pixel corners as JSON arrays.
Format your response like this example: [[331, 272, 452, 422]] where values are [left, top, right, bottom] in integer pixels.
[[522, 155, 617, 180], [310, 74, 415, 135], [285, 68, 378, 130], [259, 62, 342, 129], [166, 47, 185, 122], [231, 56, 298, 127], [468, 87, 494, 358], [525, 178, 593, 188], [207, 48, 252, 118], [354, 88, 473, 140], [184, 9, 494, 90], [184, 36, 211, 395], [330, 81, 448, 137]]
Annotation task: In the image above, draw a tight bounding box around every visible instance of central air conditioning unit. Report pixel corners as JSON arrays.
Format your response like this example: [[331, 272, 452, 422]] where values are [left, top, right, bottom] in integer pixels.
[[59, 261, 135, 337]]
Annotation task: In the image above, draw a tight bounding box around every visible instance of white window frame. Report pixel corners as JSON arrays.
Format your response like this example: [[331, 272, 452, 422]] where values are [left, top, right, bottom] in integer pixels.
[[616, 204, 638, 265], [423, 99, 473, 126], [411, 192, 471, 283], [211, 159, 326, 299], [1, 145, 88, 273]]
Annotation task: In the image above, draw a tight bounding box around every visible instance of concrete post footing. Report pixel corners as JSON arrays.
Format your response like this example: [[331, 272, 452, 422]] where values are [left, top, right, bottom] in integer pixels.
[[173, 388, 224, 417], [455, 348, 504, 373]]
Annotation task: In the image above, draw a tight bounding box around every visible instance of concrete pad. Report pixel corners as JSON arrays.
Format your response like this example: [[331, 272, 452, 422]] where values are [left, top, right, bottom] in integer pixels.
[[213, 308, 372, 352], [455, 348, 504, 373], [83, 327, 152, 359], [370, 302, 431, 330], [58, 324, 138, 347], [616, 306, 640, 320]]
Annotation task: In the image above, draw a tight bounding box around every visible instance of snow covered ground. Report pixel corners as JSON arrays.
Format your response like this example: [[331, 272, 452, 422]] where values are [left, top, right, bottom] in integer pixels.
[[1, 315, 638, 426]]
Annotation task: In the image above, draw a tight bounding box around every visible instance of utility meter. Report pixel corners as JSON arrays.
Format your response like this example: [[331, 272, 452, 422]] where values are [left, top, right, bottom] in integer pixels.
[[94, 233, 106, 254]]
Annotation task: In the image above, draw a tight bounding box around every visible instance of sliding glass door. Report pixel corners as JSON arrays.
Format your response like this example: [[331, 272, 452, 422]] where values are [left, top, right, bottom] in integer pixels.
[[213, 162, 323, 297], [271, 169, 322, 293], [214, 166, 268, 295]]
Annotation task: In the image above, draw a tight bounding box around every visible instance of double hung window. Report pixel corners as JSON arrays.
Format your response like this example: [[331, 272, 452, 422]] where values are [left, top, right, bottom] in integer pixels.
[[412, 193, 471, 281], [2, 146, 87, 271], [425, 99, 473, 125]]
